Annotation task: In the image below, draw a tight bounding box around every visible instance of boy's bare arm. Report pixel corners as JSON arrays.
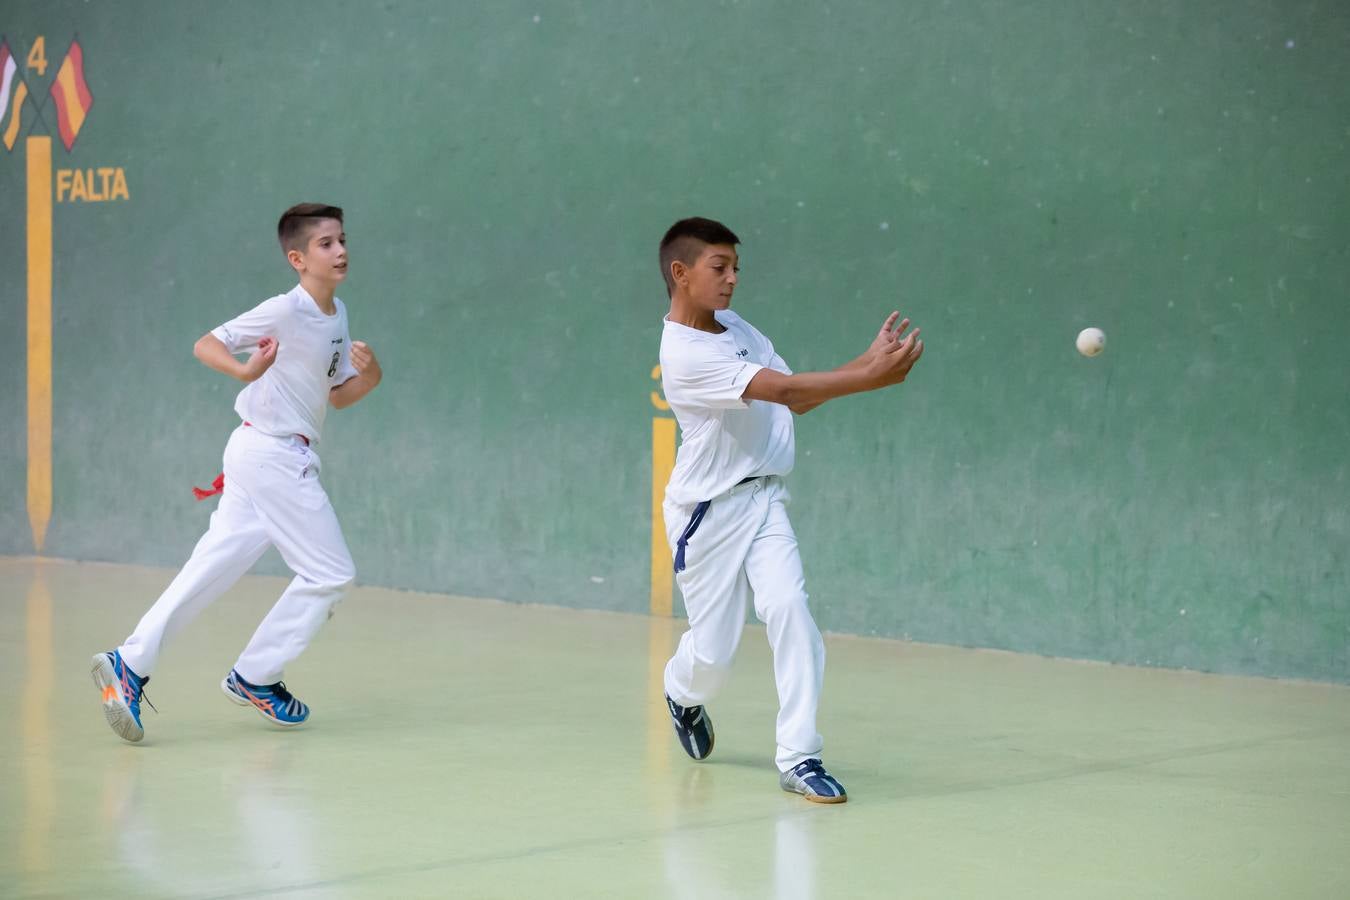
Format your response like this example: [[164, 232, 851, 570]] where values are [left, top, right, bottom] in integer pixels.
[[743, 312, 923, 415], [193, 333, 276, 383], [330, 340, 383, 409]]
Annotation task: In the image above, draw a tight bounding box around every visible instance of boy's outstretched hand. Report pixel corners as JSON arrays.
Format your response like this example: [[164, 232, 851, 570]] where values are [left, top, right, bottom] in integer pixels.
[[865, 311, 923, 387], [867, 311, 909, 355], [742, 310, 924, 414]]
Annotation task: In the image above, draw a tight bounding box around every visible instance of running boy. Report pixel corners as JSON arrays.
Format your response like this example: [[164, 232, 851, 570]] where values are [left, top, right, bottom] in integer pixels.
[[91, 203, 382, 742], [658, 217, 923, 802]]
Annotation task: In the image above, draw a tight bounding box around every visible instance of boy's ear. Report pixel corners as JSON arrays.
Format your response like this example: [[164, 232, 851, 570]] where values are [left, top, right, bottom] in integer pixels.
[[286, 248, 305, 272], [670, 259, 687, 289]]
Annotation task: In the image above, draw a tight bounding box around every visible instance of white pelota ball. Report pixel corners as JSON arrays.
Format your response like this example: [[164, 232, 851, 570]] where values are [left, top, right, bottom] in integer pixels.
[[1076, 327, 1106, 357]]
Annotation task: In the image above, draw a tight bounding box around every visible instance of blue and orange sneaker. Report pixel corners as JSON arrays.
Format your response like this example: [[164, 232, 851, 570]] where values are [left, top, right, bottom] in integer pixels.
[[221, 669, 309, 727], [91, 650, 150, 743]]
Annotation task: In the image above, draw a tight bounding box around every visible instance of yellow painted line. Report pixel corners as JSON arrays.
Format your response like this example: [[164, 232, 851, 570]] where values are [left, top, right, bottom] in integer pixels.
[[649, 417, 676, 616], [644, 615, 676, 777], [27, 136, 53, 554], [21, 567, 53, 872]]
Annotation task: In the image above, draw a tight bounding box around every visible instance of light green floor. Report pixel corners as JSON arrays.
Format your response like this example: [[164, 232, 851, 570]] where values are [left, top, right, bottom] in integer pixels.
[[2, 557, 1348, 899]]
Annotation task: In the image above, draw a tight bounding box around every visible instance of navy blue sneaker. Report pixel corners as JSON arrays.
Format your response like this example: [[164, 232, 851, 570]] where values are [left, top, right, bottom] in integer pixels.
[[665, 694, 715, 761], [91, 650, 150, 743], [780, 758, 847, 803], [221, 670, 309, 727]]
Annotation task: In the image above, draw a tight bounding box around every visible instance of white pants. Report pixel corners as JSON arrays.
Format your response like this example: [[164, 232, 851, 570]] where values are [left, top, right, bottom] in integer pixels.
[[119, 425, 355, 685], [663, 476, 826, 772]]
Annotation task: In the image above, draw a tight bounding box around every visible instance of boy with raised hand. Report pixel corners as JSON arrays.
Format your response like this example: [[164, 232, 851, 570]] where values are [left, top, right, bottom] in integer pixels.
[[92, 203, 382, 742], [657, 216, 923, 802]]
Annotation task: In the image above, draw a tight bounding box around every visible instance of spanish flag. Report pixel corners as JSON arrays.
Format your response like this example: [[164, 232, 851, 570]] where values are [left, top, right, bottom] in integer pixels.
[[49, 39, 93, 152], [1, 41, 29, 152]]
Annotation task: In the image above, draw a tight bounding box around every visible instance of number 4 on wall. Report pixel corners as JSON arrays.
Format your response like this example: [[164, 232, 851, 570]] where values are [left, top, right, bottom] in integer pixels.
[[27, 35, 46, 75]]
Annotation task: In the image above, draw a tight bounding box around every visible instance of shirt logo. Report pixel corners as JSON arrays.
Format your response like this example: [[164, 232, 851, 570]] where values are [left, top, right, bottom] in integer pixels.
[[331, 337, 344, 345], [736, 348, 749, 358]]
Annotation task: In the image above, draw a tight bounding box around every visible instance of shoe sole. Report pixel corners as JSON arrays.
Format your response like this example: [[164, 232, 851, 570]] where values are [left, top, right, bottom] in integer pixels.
[[796, 790, 848, 805], [90, 654, 144, 743], [220, 677, 307, 728]]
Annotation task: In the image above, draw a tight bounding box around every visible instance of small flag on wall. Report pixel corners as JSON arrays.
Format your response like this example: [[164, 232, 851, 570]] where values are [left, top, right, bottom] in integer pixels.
[[49, 38, 93, 152], [1, 41, 30, 151]]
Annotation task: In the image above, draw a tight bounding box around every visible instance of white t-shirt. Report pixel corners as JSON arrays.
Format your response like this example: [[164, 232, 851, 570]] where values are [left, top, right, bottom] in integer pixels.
[[211, 284, 358, 445], [661, 309, 796, 505]]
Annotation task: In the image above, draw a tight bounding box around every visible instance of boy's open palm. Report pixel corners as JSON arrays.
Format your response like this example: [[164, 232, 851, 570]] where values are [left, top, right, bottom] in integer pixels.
[[865, 312, 923, 387]]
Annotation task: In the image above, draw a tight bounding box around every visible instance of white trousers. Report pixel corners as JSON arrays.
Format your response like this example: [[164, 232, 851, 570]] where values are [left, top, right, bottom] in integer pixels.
[[663, 476, 826, 772], [119, 425, 355, 685]]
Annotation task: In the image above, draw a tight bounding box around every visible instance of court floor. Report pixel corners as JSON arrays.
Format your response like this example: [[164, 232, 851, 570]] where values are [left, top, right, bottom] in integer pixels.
[[2, 556, 1348, 899]]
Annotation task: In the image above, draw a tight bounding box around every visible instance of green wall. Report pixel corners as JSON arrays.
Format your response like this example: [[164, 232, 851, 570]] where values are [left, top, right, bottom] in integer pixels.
[[1, 1, 1346, 682]]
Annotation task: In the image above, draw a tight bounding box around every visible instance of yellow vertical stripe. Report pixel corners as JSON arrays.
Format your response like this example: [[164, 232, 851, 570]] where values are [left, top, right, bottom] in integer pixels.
[[3, 81, 26, 149], [21, 567, 53, 872], [649, 417, 677, 616], [644, 615, 676, 777], [27, 136, 53, 554], [56, 60, 86, 136]]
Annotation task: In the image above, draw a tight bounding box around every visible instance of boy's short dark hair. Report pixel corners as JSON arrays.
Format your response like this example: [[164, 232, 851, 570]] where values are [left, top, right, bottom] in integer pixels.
[[659, 217, 740, 296], [277, 203, 344, 253]]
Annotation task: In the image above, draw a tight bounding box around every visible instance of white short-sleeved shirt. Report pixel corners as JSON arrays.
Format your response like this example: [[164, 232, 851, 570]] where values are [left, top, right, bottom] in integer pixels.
[[211, 284, 358, 445], [661, 309, 795, 505]]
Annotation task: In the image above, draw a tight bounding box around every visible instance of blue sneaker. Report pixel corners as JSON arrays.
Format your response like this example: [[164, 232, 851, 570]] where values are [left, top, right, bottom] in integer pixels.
[[221, 670, 309, 727], [780, 758, 848, 804], [91, 650, 150, 743], [665, 694, 715, 761]]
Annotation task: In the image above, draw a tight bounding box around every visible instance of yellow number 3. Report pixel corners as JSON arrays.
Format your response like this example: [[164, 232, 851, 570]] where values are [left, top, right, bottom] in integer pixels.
[[650, 365, 669, 411], [26, 36, 47, 76]]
